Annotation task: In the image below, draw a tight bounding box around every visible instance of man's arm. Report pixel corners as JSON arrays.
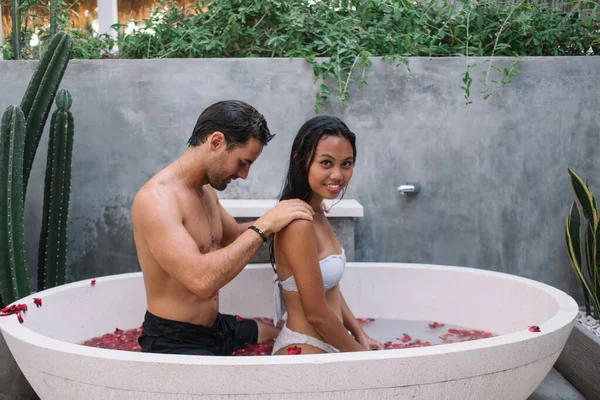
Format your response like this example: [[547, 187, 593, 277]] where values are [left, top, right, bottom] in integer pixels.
[[217, 198, 255, 247], [132, 190, 313, 299]]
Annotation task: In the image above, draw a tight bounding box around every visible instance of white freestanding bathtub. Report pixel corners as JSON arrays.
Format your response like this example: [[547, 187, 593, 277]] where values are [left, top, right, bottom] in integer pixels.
[[0, 263, 578, 399]]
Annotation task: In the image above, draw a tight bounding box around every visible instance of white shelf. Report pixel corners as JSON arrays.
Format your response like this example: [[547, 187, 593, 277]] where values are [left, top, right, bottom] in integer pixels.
[[219, 199, 364, 218]]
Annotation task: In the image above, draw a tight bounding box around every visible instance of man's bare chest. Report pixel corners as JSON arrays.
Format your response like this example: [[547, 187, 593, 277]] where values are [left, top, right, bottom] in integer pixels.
[[183, 203, 224, 253]]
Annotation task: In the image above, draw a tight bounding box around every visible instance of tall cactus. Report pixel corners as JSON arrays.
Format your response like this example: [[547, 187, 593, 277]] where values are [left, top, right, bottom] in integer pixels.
[[21, 31, 73, 201], [37, 91, 74, 291], [49, 0, 58, 38], [0, 106, 30, 304], [10, 0, 20, 60]]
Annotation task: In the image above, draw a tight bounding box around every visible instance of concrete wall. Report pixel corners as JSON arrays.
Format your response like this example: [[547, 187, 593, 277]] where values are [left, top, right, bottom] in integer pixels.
[[0, 57, 598, 302]]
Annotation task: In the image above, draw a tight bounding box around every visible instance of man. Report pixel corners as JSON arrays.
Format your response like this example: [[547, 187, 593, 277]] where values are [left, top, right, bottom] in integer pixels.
[[131, 100, 314, 356]]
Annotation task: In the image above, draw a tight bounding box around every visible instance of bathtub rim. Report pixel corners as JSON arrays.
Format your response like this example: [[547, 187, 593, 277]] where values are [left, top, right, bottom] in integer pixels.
[[0, 262, 578, 366]]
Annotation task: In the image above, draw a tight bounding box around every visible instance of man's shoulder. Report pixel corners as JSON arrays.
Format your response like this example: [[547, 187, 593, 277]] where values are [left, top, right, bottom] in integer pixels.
[[131, 180, 178, 223]]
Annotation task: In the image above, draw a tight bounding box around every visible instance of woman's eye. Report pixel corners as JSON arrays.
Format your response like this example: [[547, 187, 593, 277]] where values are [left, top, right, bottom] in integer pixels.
[[321, 160, 332, 166], [343, 161, 353, 167]]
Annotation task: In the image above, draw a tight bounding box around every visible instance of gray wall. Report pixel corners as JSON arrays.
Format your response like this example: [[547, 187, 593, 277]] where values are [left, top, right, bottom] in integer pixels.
[[0, 57, 598, 302]]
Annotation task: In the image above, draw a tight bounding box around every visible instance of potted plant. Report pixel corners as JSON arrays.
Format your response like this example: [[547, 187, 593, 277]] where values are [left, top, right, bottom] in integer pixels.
[[555, 168, 600, 399]]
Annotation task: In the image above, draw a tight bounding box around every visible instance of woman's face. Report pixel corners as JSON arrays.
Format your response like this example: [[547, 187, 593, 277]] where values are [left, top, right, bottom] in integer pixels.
[[307, 135, 354, 200]]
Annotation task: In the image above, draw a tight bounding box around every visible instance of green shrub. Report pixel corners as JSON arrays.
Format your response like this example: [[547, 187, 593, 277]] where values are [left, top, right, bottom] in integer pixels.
[[4, 0, 599, 108]]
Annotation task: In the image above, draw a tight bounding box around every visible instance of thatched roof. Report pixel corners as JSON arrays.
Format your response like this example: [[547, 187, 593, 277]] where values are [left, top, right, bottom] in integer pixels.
[[2, 0, 185, 41]]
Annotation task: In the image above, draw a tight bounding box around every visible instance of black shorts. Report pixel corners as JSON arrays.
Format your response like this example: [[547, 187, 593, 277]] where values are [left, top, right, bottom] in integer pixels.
[[138, 311, 258, 356]]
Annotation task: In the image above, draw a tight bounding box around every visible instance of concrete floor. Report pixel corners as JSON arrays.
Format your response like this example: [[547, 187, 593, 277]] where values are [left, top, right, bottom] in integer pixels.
[[529, 369, 586, 400]]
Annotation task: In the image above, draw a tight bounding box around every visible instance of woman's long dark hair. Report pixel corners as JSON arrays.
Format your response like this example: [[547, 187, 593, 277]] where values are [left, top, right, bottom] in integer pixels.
[[269, 116, 357, 271]]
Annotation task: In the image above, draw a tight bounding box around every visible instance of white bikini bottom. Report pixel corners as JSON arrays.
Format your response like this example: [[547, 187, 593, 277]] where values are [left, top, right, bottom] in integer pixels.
[[272, 325, 340, 354]]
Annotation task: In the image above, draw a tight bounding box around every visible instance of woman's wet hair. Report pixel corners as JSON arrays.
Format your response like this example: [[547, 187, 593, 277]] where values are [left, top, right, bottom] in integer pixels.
[[188, 100, 274, 148], [279, 116, 356, 202], [269, 115, 357, 270]]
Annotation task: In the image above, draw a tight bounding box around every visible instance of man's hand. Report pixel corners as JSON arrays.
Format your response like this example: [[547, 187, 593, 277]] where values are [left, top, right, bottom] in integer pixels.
[[255, 199, 314, 236]]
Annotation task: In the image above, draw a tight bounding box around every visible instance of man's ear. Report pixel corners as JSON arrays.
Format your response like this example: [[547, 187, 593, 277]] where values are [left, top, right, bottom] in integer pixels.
[[208, 132, 225, 151]]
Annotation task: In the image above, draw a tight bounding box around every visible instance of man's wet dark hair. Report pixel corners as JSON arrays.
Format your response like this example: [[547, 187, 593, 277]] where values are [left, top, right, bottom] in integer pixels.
[[188, 100, 274, 148]]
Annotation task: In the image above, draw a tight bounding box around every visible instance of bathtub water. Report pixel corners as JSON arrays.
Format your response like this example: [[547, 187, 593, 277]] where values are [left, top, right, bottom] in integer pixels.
[[361, 318, 494, 345], [0, 262, 578, 399], [77, 317, 494, 353]]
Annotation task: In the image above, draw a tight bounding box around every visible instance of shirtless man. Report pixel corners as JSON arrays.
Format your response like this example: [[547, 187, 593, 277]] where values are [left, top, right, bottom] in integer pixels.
[[131, 100, 314, 356]]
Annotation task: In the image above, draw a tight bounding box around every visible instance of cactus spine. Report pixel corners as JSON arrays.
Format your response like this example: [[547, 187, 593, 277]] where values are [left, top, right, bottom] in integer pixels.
[[0, 106, 30, 304], [10, 0, 20, 60], [21, 31, 73, 201], [37, 91, 74, 290]]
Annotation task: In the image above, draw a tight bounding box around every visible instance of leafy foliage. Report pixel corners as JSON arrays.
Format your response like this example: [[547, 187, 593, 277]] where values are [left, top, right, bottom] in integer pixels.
[[566, 169, 600, 319], [4, 0, 600, 107]]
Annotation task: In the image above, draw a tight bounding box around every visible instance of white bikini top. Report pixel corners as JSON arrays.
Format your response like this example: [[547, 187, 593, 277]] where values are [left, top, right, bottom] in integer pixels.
[[273, 248, 346, 326]]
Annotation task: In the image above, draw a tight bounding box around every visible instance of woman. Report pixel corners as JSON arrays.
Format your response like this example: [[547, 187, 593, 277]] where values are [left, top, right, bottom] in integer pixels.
[[270, 116, 383, 355]]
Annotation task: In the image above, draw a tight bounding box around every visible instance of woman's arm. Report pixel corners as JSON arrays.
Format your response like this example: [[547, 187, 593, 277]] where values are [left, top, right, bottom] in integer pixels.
[[340, 292, 365, 340], [340, 291, 384, 350], [277, 220, 365, 352]]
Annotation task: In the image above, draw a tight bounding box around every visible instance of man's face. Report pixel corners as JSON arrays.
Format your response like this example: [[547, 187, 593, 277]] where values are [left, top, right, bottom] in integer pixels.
[[208, 137, 263, 191]]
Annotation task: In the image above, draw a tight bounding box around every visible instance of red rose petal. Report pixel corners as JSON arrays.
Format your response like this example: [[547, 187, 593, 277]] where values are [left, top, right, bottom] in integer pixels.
[[33, 298, 42, 307], [0, 303, 28, 316], [356, 318, 375, 325], [528, 325, 541, 332], [17, 313, 24, 324], [91, 279, 96, 286], [78, 317, 494, 355], [235, 315, 244, 322]]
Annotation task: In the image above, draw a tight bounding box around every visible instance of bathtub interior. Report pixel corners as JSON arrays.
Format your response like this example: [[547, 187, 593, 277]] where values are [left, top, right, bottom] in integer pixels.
[[12, 263, 563, 346]]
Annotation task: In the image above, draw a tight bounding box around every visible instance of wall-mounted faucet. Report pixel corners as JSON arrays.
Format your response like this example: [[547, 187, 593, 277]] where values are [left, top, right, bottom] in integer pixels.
[[397, 182, 421, 195]]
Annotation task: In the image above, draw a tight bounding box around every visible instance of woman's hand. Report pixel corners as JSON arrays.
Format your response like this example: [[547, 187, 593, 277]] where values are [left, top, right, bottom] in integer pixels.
[[357, 334, 384, 351]]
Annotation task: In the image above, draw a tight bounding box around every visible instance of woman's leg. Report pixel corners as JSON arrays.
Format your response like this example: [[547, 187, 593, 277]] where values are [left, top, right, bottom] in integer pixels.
[[256, 321, 280, 343], [271, 325, 338, 355], [274, 343, 326, 355]]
